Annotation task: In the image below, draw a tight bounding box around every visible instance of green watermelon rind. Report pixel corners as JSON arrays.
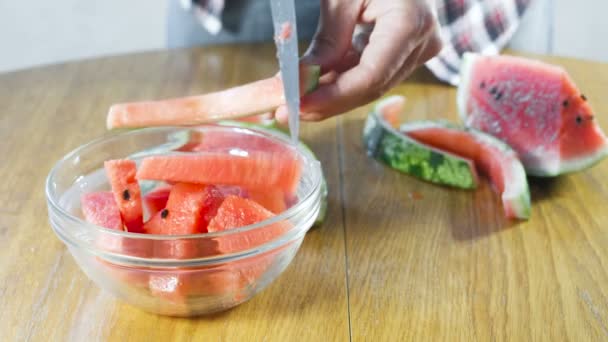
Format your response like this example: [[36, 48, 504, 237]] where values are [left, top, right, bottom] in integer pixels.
[[400, 120, 531, 220], [303, 65, 321, 94], [363, 96, 479, 190], [458, 52, 608, 177], [216, 119, 329, 227]]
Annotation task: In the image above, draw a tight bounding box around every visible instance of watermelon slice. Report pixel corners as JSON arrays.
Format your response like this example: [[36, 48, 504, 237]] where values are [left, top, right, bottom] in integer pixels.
[[400, 121, 531, 219], [143, 186, 171, 218], [207, 195, 290, 253], [215, 120, 328, 226], [81, 191, 123, 230], [136, 151, 302, 196], [144, 183, 225, 258], [363, 96, 480, 189], [106, 65, 321, 129], [148, 267, 241, 304], [247, 188, 287, 214], [207, 195, 291, 287], [81, 192, 150, 287], [104, 159, 144, 232], [458, 53, 608, 176]]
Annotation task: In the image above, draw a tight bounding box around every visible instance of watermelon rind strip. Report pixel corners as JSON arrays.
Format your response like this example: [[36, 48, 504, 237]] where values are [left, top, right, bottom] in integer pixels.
[[363, 96, 479, 190], [400, 119, 531, 220]]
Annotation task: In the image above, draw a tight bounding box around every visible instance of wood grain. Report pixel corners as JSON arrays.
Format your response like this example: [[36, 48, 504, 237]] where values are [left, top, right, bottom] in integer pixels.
[[1, 44, 608, 341]]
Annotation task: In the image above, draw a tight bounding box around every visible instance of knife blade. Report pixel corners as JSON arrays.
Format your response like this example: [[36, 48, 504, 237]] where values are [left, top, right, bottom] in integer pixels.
[[269, 0, 300, 144]]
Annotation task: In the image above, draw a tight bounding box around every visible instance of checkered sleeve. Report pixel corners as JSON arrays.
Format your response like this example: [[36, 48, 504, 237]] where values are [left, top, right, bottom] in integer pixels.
[[182, 0, 532, 86], [426, 0, 532, 85]]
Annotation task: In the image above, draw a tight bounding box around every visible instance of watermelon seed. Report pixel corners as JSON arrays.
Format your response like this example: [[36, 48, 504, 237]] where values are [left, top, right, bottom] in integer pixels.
[[494, 92, 503, 101], [563, 100, 569, 107], [480, 81, 486, 89], [490, 87, 498, 95], [161, 209, 169, 219], [122, 189, 130, 201], [576, 115, 583, 125], [581, 94, 587, 101]]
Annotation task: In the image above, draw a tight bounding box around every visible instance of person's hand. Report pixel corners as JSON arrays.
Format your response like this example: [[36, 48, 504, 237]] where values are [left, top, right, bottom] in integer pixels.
[[275, 0, 442, 122]]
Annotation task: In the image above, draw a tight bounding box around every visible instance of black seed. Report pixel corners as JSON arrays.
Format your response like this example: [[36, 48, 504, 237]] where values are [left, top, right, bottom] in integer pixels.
[[161, 209, 169, 219], [480, 81, 486, 89], [563, 100, 569, 107], [576, 115, 583, 125], [581, 94, 587, 101], [490, 87, 498, 95], [122, 189, 130, 201], [494, 92, 503, 101]]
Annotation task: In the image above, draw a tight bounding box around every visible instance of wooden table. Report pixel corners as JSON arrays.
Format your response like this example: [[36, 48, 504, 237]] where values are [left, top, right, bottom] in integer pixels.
[[2, 44, 608, 341]]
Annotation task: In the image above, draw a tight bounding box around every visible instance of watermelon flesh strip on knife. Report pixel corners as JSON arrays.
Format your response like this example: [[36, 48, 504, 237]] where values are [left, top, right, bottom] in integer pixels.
[[106, 65, 320, 129]]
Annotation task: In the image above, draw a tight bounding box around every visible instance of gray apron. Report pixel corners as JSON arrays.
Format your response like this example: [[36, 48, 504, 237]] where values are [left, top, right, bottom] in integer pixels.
[[167, 0, 320, 48]]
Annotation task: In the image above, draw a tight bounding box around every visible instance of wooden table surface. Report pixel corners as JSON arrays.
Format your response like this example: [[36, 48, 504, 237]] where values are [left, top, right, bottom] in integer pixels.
[[2, 44, 608, 341]]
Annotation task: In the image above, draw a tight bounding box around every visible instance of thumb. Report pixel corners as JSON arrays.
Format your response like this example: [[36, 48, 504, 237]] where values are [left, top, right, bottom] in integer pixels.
[[301, 0, 361, 73]]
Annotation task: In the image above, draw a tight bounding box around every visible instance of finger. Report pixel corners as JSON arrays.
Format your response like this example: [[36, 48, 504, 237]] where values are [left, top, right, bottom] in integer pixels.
[[300, 0, 362, 72], [300, 10, 425, 119]]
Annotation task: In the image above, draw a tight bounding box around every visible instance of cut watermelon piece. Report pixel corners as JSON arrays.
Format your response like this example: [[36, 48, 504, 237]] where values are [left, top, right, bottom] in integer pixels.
[[364, 96, 480, 189], [143, 186, 171, 218], [207, 195, 291, 287], [144, 183, 225, 258], [148, 267, 241, 304], [216, 120, 328, 226], [104, 159, 144, 232], [458, 53, 608, 176], [81, 191, 123, 230], [401, 121, 531, 219], [136, 151, 302, 196], [207, 195, 290, 253], [106, 65, 321, 129], [247, 188, 287, 214], [81, 192, 150, 287]]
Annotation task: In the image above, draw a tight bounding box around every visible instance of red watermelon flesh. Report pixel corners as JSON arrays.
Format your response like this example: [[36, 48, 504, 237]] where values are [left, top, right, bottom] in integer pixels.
[[148, 267, 241, 304], [458, 53, 608, 176], [81, 192, 150, 287], [136, 151, 302, 196], [144, 183, 225, 258], [247, 188, 287, 214], [106, 65, 320, 129], [402, 121, 530, 219], [143, 186, 171, 217], [81, 191, 123, 230], [207, 195, 292, 286], [104, 159, 144, 232], [176, 128, 287, 154]]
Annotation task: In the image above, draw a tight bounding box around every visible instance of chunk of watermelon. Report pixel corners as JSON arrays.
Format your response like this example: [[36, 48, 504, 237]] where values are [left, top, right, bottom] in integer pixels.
[[143, 186, 171, 217], [81, 192, 150, 287], [247, 188, 287, 214], [458, 53, 608, 176], [207, 195, 292, 287], [148, 267, 241, 305], [80, 191, 123, 230], [104, 159, 144, 232], [136, 151, 302, 196], [144, 183, 225, 258], [106, 65, 320, 129], [401, 121, 531, 219]]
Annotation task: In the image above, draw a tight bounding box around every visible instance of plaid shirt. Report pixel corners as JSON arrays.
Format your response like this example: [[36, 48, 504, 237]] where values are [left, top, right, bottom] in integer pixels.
[[183, 0, 532, 85]]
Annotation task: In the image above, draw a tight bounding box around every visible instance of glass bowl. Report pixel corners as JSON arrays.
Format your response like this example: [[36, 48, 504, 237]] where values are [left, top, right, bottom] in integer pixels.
[[45, 125, 322, 316]]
